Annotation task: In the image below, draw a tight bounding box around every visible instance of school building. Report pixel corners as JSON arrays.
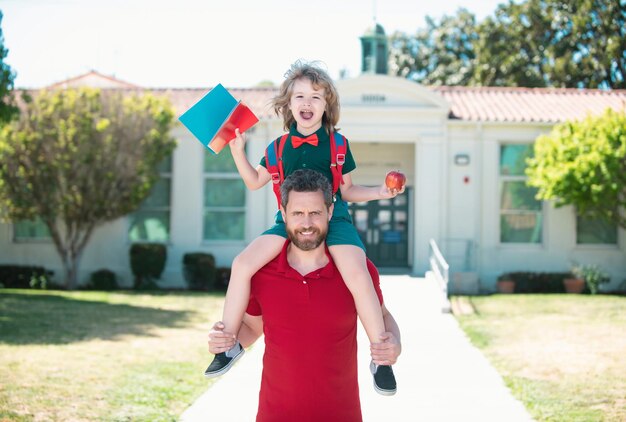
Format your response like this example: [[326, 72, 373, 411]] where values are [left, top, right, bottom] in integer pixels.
[[2, 26, 625, 292]]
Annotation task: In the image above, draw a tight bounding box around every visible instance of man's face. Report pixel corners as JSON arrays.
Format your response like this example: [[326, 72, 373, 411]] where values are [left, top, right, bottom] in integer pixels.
[[281, 190, 332, 251]]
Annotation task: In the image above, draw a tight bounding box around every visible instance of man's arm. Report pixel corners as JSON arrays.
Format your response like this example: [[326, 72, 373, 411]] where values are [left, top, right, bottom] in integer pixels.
[[238, 313, 263, 347], [370, 303, 402, 366], [208, 313, 263, 354]]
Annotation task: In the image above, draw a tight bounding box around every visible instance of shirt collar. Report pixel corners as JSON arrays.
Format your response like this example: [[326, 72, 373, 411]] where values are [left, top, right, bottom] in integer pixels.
[[277, 239, 337, 279]]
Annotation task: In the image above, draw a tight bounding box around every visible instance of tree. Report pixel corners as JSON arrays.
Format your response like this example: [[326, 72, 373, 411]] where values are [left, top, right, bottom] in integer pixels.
[[0, 87, 176, 288], [526, 108, 626, 229], [389, 9, 479, 86], [474, 0, 626, 88], [472, 0, 557, 87], [389, 0, 626, 89], [565, 0, 626, 89], [0, 11, 18, 124]]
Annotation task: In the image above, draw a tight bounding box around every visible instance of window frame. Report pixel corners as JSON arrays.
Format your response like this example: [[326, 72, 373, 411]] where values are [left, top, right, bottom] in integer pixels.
[[575, 212, 619, 247], [498, 142, 544, 246], [127, 157, 173, 244], [202, 149, 247, 244], [12, 218, 53, 243]]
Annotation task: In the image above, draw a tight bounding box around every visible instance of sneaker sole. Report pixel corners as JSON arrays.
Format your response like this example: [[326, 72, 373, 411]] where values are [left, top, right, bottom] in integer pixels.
[[373, 380, 397, 396], [204, 348, 245, 379], [369, 361, 397, 396]]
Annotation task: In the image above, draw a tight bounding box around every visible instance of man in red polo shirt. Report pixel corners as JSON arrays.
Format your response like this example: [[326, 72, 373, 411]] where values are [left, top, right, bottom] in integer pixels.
[[209, 169, 401, 421]]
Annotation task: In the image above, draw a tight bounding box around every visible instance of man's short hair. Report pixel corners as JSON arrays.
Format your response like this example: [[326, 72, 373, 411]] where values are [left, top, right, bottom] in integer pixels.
[[280, 169, 334, 209]]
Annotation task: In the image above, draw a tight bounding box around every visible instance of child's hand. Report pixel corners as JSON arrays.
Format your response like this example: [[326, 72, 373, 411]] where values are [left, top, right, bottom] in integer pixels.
[[208, 321, 236, 354], [378, 183, 405, 199], [229, 128, 247, 154]]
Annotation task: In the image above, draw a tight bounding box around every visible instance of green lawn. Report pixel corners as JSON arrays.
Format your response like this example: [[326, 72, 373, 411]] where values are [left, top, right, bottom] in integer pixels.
[[455, 294, 626, 422], [0, 289, 226, 421]]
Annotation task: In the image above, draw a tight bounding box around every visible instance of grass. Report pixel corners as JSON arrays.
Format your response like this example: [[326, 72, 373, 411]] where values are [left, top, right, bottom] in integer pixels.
[[455, 294, 626, 422], [0, 288, 226, 421]]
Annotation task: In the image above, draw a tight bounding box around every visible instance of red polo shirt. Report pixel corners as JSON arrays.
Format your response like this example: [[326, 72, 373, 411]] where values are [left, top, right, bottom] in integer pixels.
[[246, 240, 383, 422]]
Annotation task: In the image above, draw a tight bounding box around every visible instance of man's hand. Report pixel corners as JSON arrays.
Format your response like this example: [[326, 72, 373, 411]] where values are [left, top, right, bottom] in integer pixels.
[[208, 321, 236, 354], [370, 332, 401, 366]]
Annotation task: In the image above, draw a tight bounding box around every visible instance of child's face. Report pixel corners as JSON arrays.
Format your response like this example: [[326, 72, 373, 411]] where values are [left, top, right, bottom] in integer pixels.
[[288, 78, 326, 135]]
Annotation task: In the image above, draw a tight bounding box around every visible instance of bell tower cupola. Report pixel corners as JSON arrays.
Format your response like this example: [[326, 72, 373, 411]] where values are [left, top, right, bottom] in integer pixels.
[[360, 22, 389, 75]]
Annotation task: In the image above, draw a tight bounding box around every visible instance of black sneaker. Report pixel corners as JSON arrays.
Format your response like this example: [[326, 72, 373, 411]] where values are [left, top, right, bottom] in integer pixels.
[[204, 343, 244, 378], [370, 361, 397, 396]]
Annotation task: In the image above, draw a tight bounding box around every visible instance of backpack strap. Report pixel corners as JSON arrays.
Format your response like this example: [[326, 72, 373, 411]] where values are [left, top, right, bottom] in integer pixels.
[[265, 134, 289, 208], [330, 131, 347, 194]]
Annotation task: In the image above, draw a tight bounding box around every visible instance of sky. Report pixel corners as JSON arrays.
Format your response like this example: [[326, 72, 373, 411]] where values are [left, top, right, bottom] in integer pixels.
[[2, 0, 507, 89]]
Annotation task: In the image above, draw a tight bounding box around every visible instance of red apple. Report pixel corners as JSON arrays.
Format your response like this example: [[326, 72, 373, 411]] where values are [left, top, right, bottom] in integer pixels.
[[385, 170, 406, 191]]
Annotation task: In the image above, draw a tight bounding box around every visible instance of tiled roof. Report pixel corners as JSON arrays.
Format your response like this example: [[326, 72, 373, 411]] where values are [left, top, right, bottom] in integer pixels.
[[28, 72, 626, 124], [47, 70, 140, 89], [157, 85, 626, 124], [432, 86, 626, 123], [149, 87, 278, 119]]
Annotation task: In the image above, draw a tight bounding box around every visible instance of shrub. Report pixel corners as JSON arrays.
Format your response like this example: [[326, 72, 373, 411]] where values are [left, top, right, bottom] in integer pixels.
[[504, 272, 569, 294], [89, 269, 119, 291], [182, 253, 217, 291], [216, 267, 231, 291], [129, 243, 167, 290], [0, 265, 54, 289], [571, 264, 610, 295]]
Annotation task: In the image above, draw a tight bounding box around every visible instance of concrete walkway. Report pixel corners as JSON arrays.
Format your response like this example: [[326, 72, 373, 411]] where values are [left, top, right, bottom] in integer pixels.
[[181, 274, 533, 422]]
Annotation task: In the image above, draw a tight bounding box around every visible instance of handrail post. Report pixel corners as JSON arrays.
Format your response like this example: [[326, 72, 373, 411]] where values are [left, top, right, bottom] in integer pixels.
[[429, 239, 451, 313]]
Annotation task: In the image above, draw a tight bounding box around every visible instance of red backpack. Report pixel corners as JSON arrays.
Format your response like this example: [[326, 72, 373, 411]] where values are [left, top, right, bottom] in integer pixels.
[[264, 132, 347, 208]]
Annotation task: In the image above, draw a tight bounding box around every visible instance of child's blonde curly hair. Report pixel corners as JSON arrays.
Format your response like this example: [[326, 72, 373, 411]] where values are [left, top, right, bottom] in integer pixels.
[[271, 60, 340, 133]]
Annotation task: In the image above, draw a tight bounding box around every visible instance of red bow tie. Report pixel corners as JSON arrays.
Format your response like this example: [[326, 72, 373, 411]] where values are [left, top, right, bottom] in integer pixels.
[[291, 133, 319, 148]]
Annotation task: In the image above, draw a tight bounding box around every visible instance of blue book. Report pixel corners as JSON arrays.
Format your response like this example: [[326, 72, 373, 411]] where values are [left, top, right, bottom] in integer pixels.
[[178, 83, 259, 154]]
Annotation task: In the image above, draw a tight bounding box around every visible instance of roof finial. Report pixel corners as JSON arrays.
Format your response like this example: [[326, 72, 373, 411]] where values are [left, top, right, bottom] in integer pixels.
[[373, 0, 377, 23]]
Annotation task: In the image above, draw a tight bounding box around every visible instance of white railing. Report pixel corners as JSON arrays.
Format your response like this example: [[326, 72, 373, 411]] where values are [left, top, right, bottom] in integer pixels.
[[429, 238, 451, 313]]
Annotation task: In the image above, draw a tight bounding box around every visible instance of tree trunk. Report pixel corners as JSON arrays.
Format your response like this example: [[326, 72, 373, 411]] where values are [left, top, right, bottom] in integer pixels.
[[46, 220, 95, 290], [65, 250, 82, 290]]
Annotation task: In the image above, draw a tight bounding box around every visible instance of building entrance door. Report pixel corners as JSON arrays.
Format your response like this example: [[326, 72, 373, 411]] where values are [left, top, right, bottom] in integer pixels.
[[348, 188, 410, 268]]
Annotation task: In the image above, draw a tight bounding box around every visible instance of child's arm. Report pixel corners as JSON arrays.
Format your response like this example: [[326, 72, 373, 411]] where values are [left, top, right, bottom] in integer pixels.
[[371, 303, 402, 365], [339, 173, 404, 203], [229, 128, 272, 190]]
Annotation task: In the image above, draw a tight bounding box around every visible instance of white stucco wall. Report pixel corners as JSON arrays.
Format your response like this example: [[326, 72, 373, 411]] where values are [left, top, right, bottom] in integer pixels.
[[2, 74, 624, 291], [446, 122, 626, 291]]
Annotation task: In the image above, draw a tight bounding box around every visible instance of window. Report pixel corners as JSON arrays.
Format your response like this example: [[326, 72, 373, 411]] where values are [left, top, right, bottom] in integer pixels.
[[499, 144, 542, 243], [14, 218, 51, 241], [203, 147, 246, 241], [128, 157, 172, 242], [577, 215, 618, 245]]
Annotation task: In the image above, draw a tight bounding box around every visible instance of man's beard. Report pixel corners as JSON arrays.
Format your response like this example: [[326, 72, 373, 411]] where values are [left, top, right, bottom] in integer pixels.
[[286, 225, 327, 251]]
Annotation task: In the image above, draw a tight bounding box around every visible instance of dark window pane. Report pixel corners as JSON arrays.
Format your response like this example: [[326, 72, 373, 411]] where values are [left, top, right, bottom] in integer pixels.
[[500, 144, 533, 176], [204, 211, 245, 240], [501, 213, 543, 243], [204, 178, 245, 207], [129, 211, 170, 242], [204, 147, 238, 173], [14, 219, 51, 239], [577, 215, 618, 244], [157, 156, 173, 173], [141, 179, 171, 208], [501, 181, 541, 211]]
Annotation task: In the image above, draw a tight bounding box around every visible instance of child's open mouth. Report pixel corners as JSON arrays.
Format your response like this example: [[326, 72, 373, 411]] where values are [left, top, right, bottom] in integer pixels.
[[300, 110, 313, 120]]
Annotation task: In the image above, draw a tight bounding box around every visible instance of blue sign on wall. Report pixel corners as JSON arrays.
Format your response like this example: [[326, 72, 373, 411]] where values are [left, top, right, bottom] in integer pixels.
[[382, 230, 402, 243]]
